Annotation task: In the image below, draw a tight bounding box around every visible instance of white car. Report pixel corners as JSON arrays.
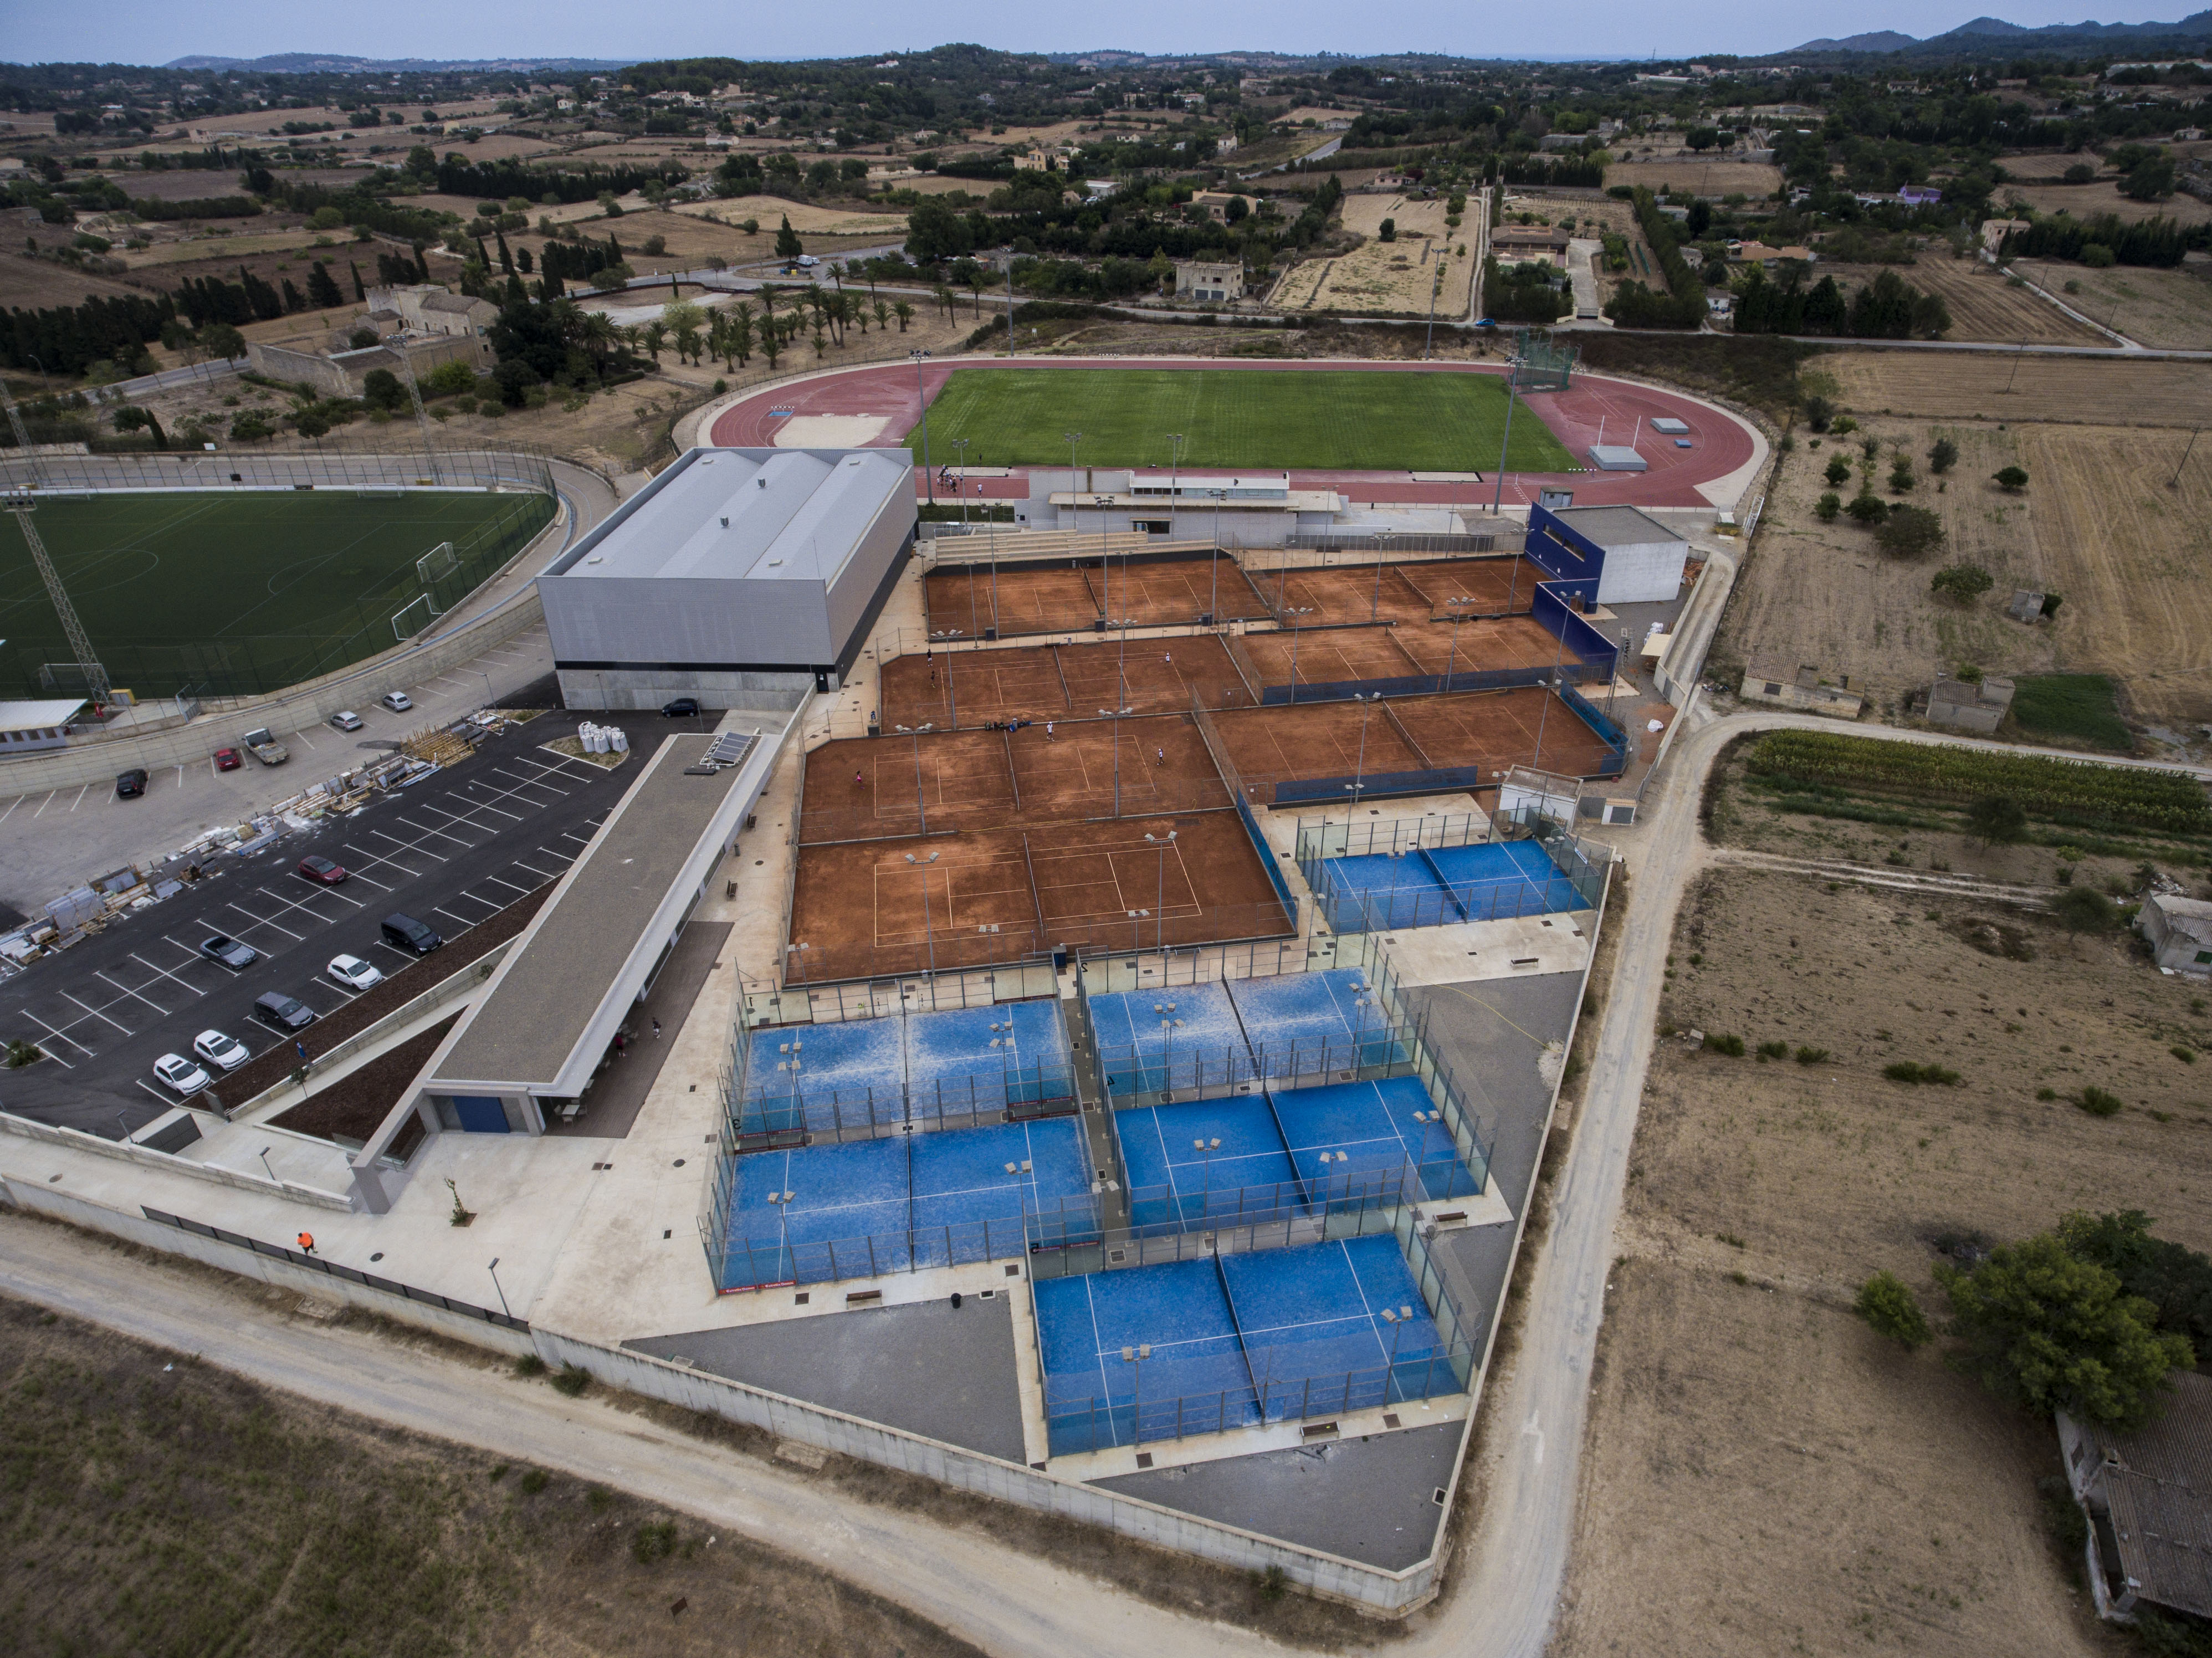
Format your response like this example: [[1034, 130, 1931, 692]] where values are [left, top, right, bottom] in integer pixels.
[[330, 710, 363, 731], [328, 953, 384, 992], [153, 1053, 211, 1096], [380, 690, 413, 713], [192, 1029, 250, 1071]]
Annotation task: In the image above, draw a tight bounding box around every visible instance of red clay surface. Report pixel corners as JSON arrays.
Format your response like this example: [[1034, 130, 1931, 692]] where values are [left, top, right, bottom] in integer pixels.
[[1213, 687, 1620, 795], [706, 357, 1755, 509], [881, 637, 1252, 730], [925, 551, 1276, 638]]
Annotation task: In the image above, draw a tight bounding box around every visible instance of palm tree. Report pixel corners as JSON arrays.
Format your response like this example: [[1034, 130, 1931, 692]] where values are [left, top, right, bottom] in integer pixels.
[[873, 298, 891, 332], [761, 329, 782, 371], [933, 283, 956, 320], [641, 319, 669, 361], [893, 299, 914, 332], [967, 274, 985, 318], [728, 303, 755, 366]]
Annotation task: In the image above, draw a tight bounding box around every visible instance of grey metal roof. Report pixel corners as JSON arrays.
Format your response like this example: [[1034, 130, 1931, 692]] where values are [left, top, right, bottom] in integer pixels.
[[1550, 504, 1685, 547], [2093, 1371, 2212, 1619], [430, 733, 750, 1091], [551, 446, 912, 587]]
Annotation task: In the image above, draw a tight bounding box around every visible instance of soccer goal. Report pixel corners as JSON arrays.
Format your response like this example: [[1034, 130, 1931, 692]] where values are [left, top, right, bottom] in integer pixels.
[[391, 593, 442, 641], [416, 541, 459, 584]]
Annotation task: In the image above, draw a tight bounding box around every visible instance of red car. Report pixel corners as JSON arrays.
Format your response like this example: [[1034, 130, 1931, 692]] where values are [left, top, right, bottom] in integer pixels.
[[213, 748, 242, 772], [296, 854, 348, 885]]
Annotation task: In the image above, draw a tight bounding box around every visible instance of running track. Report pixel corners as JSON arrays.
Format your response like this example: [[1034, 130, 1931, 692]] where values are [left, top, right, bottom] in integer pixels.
[[706, 355, 1760, 510]]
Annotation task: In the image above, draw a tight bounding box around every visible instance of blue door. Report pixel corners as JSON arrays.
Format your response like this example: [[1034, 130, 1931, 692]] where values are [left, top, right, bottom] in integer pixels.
[[451, 1095, 510, 1133]]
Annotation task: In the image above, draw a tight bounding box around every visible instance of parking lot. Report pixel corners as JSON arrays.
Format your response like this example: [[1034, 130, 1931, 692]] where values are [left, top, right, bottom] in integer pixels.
[[0, 713, 709, 1136]]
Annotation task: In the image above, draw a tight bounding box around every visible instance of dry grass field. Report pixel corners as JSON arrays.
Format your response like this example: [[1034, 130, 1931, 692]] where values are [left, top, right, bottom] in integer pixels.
[[2003, 179, 2212, 226], [1821, 350, 2212, 428], [1819, 255, 2108, 345], [2010, 259, 2212, 351], [1603, 158, 1785, 198], [1273, 193, 1474, 314], [1556, 859, 2212, 1658], [1719, 405, 2212, 729]]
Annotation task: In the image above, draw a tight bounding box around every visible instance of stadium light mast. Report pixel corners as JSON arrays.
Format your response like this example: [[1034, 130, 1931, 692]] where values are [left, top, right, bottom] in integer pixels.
[[1490, 355, 1522, 514], [1, 376, 47, 489], [1, 489, 110, 709], [394, 352, 443, 486]]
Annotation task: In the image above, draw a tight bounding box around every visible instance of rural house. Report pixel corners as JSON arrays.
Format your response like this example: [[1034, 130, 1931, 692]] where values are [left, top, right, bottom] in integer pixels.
[[2139, 893, 2212, 975], [2058, 1371, 2212, 1622]]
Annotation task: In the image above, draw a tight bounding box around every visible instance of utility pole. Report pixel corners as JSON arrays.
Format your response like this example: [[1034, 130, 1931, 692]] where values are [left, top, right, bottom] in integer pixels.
[[1, 485, 109, 708], [1490, 357, 1522, 514], [1166, 432, 1185, 541], [395, 351, 442, 485], [910, 349, 934, 504]]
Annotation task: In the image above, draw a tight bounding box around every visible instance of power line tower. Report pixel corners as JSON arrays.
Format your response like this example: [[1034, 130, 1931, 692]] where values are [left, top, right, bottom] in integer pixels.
[[2, 383, 111, 707]]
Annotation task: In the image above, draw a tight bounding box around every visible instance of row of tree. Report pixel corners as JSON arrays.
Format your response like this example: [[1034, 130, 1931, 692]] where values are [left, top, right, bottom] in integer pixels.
[[0, 291, 176, 377], [1732, 265, 1951, 340], [2000, 211, 2205, 268]]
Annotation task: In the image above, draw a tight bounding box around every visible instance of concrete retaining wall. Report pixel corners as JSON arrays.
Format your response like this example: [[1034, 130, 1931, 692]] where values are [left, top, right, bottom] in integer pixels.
[[530, 1328, 1441, 1613], [0, 1108, 352, 1210], [0, 1177, 534, 1353]]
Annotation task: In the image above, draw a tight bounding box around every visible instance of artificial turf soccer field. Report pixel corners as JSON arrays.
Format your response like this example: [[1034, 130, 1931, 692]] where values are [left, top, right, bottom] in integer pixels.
[[902, 367, 1580, 473], [0, 490, 555, 698]]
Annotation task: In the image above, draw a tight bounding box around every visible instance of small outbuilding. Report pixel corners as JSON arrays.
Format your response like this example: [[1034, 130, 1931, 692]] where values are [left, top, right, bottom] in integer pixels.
[[1738, 656, 1863, 719], [1174, 259, 1245, 301], [2059, 1370, 2212, 1622], [1528, 503, 1690, 605], [0, 697, 88, 753], [2139, 893, 2212, 975], [1926, 672, 2015, 735]]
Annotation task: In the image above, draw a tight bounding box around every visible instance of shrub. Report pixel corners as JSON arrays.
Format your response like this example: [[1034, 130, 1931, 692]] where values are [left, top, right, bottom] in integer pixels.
[[1884, 1061, 1962, 1085], [1856, 1270, 1933, 1348], [2077, 1087, 2125, 1117], [1378, 218, 1396, 242], [1994, 465, 2029, 491], [1755, 1040, 1790, 1061], [1932, 564, 1994, 602], [631, 1519, 679, 1563], [1704, 1032, 1746, 1056], [423, 359, 477, 397], [1888, 457, 1915, 493], [361, 367, 407, 412], [2174, 1047, 2198, 1065], [1874, 504, 1945, 559], [1795, 1046, 1830, 1065], [2082, 243, 2116, 268], [513, 1354, 546, 1377], [1966, 793, 2028, 846], [2036, 1087, 2058, 1101], [1803, 395, 1834, 431], [1928, 436, 1958, 474], [1815, 492, 1841, 521], [550, 1363, 591, 1396], [2052, 886, 2118, 937], [586, 1484, 613, 1512], [1824, 454, 1852, 487], [1846, 491, 1888, 524], [519, 1468, 549, 1494]]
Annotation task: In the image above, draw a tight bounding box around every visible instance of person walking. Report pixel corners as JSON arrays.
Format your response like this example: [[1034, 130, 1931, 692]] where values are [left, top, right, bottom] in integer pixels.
[[855, 769, 865, 787], [1155, 745, 1166, 767], [1045, 721, 1054, 740], [652, 1019, 663, 1040], [296, 1232, 316, 1256]]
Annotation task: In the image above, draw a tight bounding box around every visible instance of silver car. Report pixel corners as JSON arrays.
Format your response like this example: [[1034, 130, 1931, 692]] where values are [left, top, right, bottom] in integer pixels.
[[330, 710, 364, 731]]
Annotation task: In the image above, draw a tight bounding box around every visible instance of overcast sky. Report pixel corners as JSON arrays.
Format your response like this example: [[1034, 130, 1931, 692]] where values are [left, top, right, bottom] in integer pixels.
[[9, 3, 2196, 69]]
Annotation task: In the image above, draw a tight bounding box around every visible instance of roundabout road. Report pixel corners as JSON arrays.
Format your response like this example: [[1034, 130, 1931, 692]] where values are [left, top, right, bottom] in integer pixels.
[[705, 355, 1765, 511]]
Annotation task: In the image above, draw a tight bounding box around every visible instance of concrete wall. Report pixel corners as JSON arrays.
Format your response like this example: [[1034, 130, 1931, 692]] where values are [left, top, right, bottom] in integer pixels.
[[0, 1108, 352, 1210], [1594, 539, 1689, 606], [556, 666, 815, 712]]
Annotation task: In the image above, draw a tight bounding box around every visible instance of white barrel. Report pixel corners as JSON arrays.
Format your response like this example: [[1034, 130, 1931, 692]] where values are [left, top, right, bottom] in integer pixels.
[[608, 727, 629, 753], [585, 725, 608, 754]]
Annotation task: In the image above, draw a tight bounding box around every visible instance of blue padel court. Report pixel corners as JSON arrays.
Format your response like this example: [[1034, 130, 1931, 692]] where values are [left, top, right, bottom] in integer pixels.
[[1088, 969, 1396, 1098], [718, 1116, 1094, 1285], [1035, 1235, 1465, 1452], [1315, 839, 1583, 932], [1117, 1077, 1484, 1227], [744, 998, 1072, 1133]]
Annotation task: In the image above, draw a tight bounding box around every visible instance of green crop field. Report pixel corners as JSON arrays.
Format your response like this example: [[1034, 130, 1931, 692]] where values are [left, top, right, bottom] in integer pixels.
[[902, 367, 1580, 472], [0, 489, 555, 700]]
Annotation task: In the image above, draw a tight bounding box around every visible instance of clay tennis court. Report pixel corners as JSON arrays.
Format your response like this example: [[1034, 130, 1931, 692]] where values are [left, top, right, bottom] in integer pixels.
[[801, 715, 1230, 843], [1212, 684, 1622, 797], [879, 634, 1253, 729], [787, 811, 1292, 982], [1255, 555, 1540, 627], [924, 552, 1275, 638]]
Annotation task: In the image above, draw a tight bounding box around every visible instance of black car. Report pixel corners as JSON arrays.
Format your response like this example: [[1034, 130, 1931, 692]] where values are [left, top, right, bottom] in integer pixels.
[[662, 697, 700, 718], [115, 768, 148, 798], [199, 934, 259, 971], [380, 913, 443, 955], [252, 991, 315, 1032]]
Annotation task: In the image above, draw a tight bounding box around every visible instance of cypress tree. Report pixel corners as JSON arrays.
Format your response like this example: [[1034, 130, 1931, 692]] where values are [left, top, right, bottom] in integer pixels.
[[494, 229, 513, 274], [475, 236, 492, 268], [280, 277, 305, 313], [306, 261, 344, 309], [349, 260, 367, 301]]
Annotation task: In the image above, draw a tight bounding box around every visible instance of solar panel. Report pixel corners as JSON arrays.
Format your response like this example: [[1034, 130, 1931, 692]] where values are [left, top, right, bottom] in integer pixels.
[[704, 731, 756, 767]]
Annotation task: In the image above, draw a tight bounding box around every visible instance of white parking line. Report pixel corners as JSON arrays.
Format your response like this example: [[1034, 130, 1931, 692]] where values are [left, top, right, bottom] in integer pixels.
[[431, 904, 483, 928], [30, 791, 57, 818], [95, 971, 168, 1018], [136, 1078, 178, 1106], [62, 991, 132, 1035], [293, 728, 318, 750], [446, 891, 505, 915], [393, 815, 479, 851], [478, 873, 531, 895], [364, 828, 447, 864], [439, 789, 528, 821], [510, 861, 559, 881], [66, 784, 89, 812], [340, 840, 424, 878], [223, 901, 304, 943], [258, 880, 364, 916], [130, 953, 206, 996], [11, 1011, 83, 1064], [175, 765, 186, 789]]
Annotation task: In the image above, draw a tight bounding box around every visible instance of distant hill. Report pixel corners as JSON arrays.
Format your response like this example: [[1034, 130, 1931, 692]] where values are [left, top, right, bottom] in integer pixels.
[[1788, 10, 2212, 54], [163, 53, 633, 73]]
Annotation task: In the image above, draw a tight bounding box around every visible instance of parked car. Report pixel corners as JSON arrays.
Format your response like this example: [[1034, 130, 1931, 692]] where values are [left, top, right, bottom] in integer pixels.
[[115, 768, 147, 798], [661, 696, 700, 718], [330, 710, 363, 731], [380, 690, 413, 713], [252, 992, 315, 1032], [380, 913, 443, 955], [152, 1052, 211, 1096], [240, 726, 289, 765], [296, 854, 347, 885], [327, 954, 383, 992], [198, 934, 258, 970], [213, 748, 242, 772], [192, 1029, 250, 1071]]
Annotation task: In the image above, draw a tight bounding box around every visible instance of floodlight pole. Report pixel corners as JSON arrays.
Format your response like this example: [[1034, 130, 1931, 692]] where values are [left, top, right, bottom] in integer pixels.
[[1166, 432, 1185, 540], [1146, 830, 1176, 950], [951, 437, 970, 525], [920, 850, 940, 975], [1349, 693, 1378, 807], [1, 488, 110, 708], [911, 349, 934, 504], [913, 733, 927, 835], [1064, 432, 1083, 535], [487, 1257, 512, 1319], [1490, 358, 1521, 514], [395, 350, 442, 485], [982, 483, 999, 628]]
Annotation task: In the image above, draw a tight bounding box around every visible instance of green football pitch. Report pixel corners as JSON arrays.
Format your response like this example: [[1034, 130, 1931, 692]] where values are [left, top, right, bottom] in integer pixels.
[[900, 367, 1579, 473], [0, 489, 556, 699]]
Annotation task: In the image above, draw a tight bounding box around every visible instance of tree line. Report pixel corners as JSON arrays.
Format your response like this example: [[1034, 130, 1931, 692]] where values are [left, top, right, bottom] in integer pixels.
[[2000, 212, 2205, 268]]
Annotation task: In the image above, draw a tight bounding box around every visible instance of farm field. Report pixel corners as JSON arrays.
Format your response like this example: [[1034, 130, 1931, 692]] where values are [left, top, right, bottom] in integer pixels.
[[1814, 255, 2107, 346], [1272, 192, 1475, 316], [1602, 158, 1784, 198], [2002, 178, 2212, 226], [904, 367, 1579, 471], [0, 489, 554, 700], [1556, 860, 2212, 1658], [1716, 411, 2212, 731], [2010, 258, 2212, 351], [1818, 349, 2212, 428]]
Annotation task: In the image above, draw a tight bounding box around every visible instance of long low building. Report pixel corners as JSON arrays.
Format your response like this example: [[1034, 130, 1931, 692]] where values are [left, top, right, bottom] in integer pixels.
[[539, 446, 916, 712], [350, 721, 784, 1210]]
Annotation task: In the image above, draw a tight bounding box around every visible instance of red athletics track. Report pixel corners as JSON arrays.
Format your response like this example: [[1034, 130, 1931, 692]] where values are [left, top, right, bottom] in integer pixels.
[[705, 355, 1759, 510]]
